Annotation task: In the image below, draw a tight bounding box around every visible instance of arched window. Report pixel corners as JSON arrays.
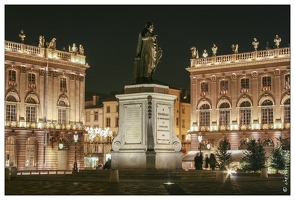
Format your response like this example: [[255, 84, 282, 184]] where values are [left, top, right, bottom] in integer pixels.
[[239, 101, 251, 126], [5, 136, 17, 167], [284, 99, 290, 123], [6, 95, 17, 122], [199, 104, 210, 127], [261, 100, 273, 124], [219, 102, 230, 127], [25, 137, 36, 167], [26, 97, 37, 122]]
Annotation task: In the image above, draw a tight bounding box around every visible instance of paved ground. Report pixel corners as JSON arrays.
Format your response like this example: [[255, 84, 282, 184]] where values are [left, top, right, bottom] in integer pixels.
[[4, 173, 291, 195]]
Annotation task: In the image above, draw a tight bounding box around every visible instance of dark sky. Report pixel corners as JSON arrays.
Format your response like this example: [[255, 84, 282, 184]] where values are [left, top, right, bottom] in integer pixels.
[[4, 5, 291, 94]]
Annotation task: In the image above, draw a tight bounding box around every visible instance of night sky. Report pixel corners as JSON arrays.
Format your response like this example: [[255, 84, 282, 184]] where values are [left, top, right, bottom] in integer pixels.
[[4, 4, 291, 94]]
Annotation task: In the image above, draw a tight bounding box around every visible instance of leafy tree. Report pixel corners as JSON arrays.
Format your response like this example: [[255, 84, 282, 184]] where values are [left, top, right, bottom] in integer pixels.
[[269, 137, 285, 173], [215, 137, 234, 170], [240, 139, 267, 172]]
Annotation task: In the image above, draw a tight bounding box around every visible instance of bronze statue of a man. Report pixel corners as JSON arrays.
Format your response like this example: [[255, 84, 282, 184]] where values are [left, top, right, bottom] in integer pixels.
[[133, 22, 162, 84]]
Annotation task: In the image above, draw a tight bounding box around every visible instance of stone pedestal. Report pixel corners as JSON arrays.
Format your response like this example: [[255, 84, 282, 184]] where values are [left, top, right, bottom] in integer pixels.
[[111, 84, 182, 170]]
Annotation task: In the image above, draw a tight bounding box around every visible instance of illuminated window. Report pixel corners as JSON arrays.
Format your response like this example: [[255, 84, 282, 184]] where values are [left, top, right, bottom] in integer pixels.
[[6, 104, 17, 122], [8, 70, 17, 86], [240, 78, 249, 92], [106, 117, 111, 127], [262, 76, 271, 91], [28, 73, 36, 88], [220, 80, 228, 94], [261, 100, 273, 124], [239, 101, 251, 125], [25, 137, 36, 167], [284, 99, 290, 123], [94, 112, 98, 121], [58, 101, 67, 124], [60, 77, 67, 92], [219, 102, 230, 126], [5, 137, 17, 167], [200, 104, 210, 126], [285, 74, 290, 89]]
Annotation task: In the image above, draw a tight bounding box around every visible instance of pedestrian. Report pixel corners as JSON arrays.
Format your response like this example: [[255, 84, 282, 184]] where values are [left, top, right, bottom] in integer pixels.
[[198, 152, 203, 170], [103, 158, 111, 169], [209, 153, 216, 170], [205, 154, 210, 170], [194, 153, 199, 170]]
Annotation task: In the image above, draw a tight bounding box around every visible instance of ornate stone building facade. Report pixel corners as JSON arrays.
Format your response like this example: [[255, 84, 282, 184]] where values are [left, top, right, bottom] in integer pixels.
[[4, 31, 89, 171], [185, 40, 290, 167]]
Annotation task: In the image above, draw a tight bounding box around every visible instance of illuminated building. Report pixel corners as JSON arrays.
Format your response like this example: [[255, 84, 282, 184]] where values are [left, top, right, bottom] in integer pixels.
[[185, 40, 290, 168], [4, 30, 89, 171]]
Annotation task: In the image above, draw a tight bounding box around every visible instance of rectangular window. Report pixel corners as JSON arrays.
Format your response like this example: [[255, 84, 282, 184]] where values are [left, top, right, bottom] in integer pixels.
[[60, 77, 67, 92], [116, 106, 119, 112], [182, 119, 185, 128], [6, 104, 16, 122], [8, 70, 16, 86], [25, 145, 35, 167], [284, 106, 290, 123], [200, 111, 210, 126], [219, 110, 230, 126], [106, 117, 111, 127], [86, 111, 90, 122], [116, 117, 119, 127], [262, 76, 271, 91], [201, 82, 208, 92], [106, 106, 110, 113], [220, 80, 228, 94], [28, 73, 36, 88], [176, 117, 179, 127], [285, 74, 290, 89], [94, 112, 98, 121], [58, 109, 67, 124], [240, 109, 251, 125], [182, 107, 185, 114], [241, 78, 249, 92], [26, 106, 36, 122], [261, 108, 273, 124], [5, 145, 16, 167]]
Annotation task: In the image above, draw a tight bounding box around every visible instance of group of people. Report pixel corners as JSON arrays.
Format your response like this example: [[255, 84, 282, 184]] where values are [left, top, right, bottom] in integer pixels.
[[194, 152, 217, 170]]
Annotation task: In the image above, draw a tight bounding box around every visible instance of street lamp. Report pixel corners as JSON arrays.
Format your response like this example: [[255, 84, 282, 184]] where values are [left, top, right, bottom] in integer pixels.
[[73, 132, 79, 173]]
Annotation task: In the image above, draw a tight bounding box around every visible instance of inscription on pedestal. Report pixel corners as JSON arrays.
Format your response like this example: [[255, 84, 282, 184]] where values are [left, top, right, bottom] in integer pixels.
[[125, 104, 142, 143], [156, 104, 170, 143]]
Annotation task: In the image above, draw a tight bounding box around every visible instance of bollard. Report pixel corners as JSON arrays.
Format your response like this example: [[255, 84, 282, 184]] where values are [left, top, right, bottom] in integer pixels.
[[109, 169, 119, 183], [260, 168, 268, 178], [5, 168, 10, 180], [11, 167, 17, 178]]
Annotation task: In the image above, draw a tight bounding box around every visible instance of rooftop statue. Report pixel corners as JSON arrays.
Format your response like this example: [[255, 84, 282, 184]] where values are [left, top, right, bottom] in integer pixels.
[[19, 29, 26, 43], [202, 49, 208, 58], [274, 35, 281, 48], [38, 36, 45, 48], [252, 38, 259, 51], [133, 22, 162, 84], [231, 44, 238, 54], [211, 43, 218, 56], [46, 38, 57, 50], [190, 46, 198, 58]]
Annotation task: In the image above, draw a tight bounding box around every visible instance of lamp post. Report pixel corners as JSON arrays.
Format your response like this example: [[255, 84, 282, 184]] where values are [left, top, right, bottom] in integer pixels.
[[73, 132, 79, 173]]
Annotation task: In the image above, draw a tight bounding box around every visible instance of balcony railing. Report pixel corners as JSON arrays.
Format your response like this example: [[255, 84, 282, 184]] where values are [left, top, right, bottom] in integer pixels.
[[190, 47, 290, 68], [5, 40, 86, 65]]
